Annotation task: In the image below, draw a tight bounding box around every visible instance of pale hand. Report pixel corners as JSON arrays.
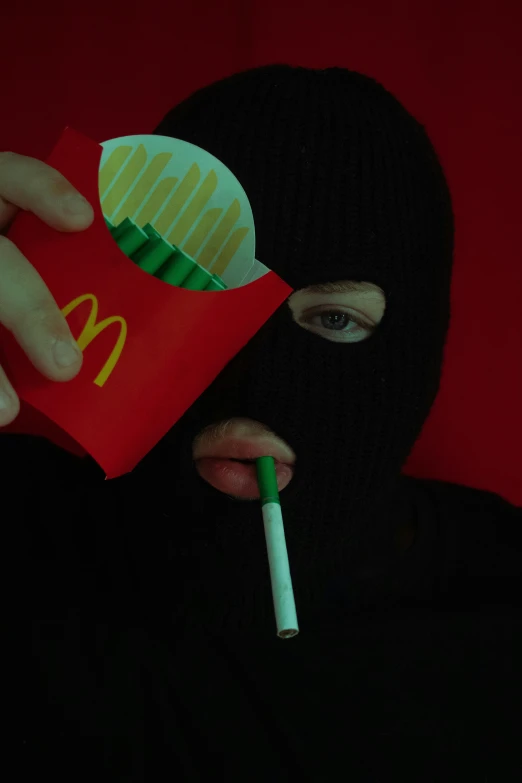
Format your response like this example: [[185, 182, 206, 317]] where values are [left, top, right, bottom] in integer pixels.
[[0, 151, 94, 426]]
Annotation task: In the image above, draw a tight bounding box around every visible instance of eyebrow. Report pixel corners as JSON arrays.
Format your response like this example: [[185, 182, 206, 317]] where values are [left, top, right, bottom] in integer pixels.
[[302, 281, 369, 294]]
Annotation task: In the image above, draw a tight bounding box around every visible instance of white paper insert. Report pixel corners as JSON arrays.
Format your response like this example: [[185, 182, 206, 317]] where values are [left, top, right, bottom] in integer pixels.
[[99, 135, 265, 289]]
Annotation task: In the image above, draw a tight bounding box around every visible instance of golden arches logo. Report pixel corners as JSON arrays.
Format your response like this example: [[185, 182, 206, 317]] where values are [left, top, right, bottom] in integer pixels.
[[62, 294, 127, 387], [99, 144, 249, 275]]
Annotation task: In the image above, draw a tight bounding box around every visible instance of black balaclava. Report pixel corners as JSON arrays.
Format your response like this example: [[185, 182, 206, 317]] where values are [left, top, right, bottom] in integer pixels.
[[126, 65, 454, 635]]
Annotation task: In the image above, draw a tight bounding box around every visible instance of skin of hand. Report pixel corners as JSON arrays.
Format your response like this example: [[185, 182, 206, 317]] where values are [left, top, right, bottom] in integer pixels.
[[0, 151, 94, 426]]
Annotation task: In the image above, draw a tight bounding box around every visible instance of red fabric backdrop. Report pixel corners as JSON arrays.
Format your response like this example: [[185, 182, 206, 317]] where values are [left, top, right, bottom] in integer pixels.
[[1, 0, 520, 503]]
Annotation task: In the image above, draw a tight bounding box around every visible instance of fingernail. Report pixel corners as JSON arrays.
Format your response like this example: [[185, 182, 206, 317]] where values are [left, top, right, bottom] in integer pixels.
[[62, 192, 93, 220], [0, 389, 13, 410], [53, 338, 82, 368]]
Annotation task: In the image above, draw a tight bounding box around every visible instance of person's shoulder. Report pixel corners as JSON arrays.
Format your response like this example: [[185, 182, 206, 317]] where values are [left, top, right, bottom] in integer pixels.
[[404, 475, 521, 543], [402, 475, 521, 603]]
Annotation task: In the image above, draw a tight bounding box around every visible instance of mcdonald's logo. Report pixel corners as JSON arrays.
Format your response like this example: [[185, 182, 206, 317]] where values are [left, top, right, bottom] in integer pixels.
[[62, 294, 127, 387]]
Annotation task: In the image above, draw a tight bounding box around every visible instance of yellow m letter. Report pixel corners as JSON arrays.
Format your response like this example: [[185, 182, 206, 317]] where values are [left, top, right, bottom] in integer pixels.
[[62, 294, 127, 387]]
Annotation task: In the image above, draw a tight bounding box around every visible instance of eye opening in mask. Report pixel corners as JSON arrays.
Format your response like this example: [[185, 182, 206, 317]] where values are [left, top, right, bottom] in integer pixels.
[[287, 280, 386, 344]]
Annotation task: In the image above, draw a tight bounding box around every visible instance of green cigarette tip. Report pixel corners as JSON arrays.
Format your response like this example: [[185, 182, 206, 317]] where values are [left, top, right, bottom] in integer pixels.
[[256, 456, 280, 506]]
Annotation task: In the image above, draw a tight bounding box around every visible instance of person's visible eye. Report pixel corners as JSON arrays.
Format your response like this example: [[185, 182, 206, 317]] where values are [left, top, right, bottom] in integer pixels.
[[287, 280, 385, 344], [299, 306, 375, 343]]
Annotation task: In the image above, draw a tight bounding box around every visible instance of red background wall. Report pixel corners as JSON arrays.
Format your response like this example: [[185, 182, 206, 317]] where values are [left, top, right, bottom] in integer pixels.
[[1, 0, 520, 503]]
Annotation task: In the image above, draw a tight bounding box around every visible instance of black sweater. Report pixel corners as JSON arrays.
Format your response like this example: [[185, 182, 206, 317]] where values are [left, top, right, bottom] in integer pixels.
[[4, 435, 521, 782]]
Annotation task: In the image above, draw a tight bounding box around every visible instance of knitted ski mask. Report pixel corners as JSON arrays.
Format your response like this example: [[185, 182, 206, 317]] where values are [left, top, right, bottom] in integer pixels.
[[132, 65, 454, 632]]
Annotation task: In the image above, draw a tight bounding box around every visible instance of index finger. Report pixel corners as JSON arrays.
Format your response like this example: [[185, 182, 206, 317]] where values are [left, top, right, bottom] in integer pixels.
[[0, 151, 94, 232]]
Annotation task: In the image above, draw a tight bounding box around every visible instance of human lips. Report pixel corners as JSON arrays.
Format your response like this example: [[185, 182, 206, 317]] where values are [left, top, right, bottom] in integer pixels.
[[193, 418, 295, 499]]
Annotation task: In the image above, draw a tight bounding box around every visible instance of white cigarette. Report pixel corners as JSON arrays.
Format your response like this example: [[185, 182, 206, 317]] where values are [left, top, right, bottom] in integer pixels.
[[256, 457, 299, 639]]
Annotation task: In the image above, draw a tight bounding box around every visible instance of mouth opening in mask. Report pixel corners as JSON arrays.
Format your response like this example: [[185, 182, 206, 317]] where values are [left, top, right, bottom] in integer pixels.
[[192, 417, 296, 499]]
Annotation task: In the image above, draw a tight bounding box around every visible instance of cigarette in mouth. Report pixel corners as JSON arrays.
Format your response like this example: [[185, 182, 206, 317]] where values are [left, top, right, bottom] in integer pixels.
[[256, 456, 299, 639]]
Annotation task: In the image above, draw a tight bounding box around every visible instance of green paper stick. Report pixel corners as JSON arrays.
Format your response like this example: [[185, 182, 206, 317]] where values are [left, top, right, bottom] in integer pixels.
[[143, 223, 160, 238], [110, 216, 134, 241], [115, 223, 148, 257], [159, 248, 197, 287], [205, 274, 227, 291], [132, 236, 175, 275], [182, 264, 213, 291]]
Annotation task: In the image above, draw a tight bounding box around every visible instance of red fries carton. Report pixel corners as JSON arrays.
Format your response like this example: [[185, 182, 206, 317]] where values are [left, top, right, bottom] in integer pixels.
[[0, 129, 291, 477]]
